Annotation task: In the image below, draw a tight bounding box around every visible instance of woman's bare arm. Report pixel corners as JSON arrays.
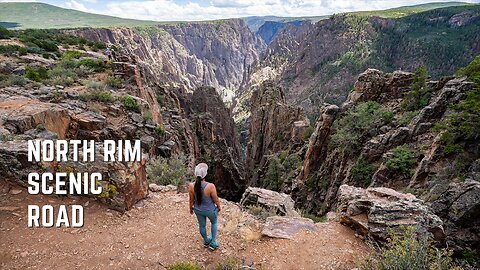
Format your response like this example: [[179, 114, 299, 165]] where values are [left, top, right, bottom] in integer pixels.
[[210, 185, 221, 212], [188, 183, 194, 214]]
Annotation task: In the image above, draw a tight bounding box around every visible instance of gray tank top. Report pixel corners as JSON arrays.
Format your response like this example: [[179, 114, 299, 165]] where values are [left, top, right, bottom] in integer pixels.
[[194, 182, 216, 212]]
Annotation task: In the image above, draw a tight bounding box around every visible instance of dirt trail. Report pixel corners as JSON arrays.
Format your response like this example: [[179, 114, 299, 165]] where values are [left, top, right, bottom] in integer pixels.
[[0, 181, 369, 270]]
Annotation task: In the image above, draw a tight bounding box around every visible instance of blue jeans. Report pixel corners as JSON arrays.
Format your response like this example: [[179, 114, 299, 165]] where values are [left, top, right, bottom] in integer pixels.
[[194, 207, 218, 245]]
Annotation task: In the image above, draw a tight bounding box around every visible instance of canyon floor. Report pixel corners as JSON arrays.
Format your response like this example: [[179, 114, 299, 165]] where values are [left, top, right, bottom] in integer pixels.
[[0, 180, 369, 270]]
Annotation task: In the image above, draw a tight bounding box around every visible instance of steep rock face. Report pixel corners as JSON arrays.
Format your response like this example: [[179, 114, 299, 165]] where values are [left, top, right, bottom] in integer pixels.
[[256, 20, 303, 44], [182, 86, 245, 200], [293, 68, 475, 216], [236, 6, 480, 119], [246, 81, 309, 188], [431, 180, 480, 256], [75, 20, 266, 102]]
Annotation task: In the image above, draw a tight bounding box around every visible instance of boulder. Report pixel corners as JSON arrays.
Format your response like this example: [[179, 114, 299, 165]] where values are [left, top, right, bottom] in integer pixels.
[[336, 184, 445, 242], [73, 111, 106, 131], [0, 100, 71, 138], [261, 216, 316, 239], [240, 187, 299, 217], [0, 140, 148, 212], [431, 180, 480, 255]]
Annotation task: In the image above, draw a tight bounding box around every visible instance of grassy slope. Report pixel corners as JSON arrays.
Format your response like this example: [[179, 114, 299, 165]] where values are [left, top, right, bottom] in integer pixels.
[[0, 2, 160, 29], [348, 1, 474, 18]]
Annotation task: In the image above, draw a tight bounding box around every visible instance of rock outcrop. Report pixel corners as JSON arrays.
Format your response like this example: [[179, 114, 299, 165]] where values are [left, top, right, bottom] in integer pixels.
[[431, 180, 480, 256], [240, 187, 299, 217], [293, 68, 475, 217], [246, 81, 309, 188], [261, 216, 316, 239], [336, 185, 445, 242]]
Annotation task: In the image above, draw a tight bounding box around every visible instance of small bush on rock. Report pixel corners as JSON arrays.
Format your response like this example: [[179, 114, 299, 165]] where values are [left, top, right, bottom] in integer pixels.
[[105, 75, 124, 89], [361, 226, 460, 270], [351, 159, 376, 187], [120, 95, 140, 112], [61, 50, 82, 59], [402, 66, 431, 111], [147, 155, 189, 188], [399, 111, 418, 126], [303, 125, 315, 141], [385, 145, 416, 176], [0, 74, 27, 87], [330, 101, 387, 152], [25, 65, 48, 82]]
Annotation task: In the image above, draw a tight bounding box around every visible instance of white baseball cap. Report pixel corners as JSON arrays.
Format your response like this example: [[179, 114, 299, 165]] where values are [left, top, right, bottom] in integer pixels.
[[195, 163, 208, 179]]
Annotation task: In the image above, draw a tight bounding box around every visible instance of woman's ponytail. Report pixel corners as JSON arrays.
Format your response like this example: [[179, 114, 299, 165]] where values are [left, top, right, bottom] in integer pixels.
[[194, 176, 203, 205]]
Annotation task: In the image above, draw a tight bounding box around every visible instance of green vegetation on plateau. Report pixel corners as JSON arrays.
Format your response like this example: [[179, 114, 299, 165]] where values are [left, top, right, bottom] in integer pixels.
[[348, 2, 474, 18], [0, 2, 160, 29]]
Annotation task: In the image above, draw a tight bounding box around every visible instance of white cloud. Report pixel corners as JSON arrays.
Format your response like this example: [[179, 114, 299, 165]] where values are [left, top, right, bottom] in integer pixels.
[[64, 0, 96, 12], [4, 0, 478, 21], [97, 0, 480, 21]]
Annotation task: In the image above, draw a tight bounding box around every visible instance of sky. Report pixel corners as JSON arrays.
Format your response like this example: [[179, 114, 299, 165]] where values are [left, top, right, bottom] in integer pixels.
[[1, 0, 480, 21]]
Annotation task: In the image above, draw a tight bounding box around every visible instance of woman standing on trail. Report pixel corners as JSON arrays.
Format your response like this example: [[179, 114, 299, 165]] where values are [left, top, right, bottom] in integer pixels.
[[188, 163, 222, 250]]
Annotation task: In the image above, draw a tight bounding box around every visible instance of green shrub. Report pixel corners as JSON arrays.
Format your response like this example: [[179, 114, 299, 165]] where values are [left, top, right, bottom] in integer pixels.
[[0, 74, 27, 87], [61, 50, 82, 59], [58, 57, 77, 69], [385, 145, 416, 176], [265, 157, 283, 191], [0, 45, 22, 55], [302, 213, 327, 223], [402, 66, 431, 111], [80, 90, 113, 103], [147, 155, 189, 188], [399, 111, 418, 126], [78, 58, 104, 72], [263, 153, 302, 191], [361, 226, 460, 270], [0, 27, 11, 39], [167, 263, 202, 270], [330, 101, 387, 152], [156, 94, 165, 105], [351, 159, 376, 187], [47, 66, 78, 86], [35, 124, 46, 132], [436, 87, 479, 153], [120, 95, 140, 112], [25, 65, 48, 82], [18, 47, 28, 56], [105, 75, 124, 89], [154, 124, 165, 135], [85, 80, 105, 91], [382, 111, 394, 123], [304, 125, 315, 140], [456, 55, 480, 85]]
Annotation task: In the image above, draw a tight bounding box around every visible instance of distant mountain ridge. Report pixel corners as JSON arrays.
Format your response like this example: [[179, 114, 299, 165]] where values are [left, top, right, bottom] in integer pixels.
[[234, 4, 480, 121], [0, 2, 474, 31]]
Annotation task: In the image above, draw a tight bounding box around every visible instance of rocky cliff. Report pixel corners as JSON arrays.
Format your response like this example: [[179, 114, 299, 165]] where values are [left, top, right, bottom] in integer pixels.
[[75, 19, 266, 103], [235, 5, 480, 120], [246, 81, 309, 190]]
